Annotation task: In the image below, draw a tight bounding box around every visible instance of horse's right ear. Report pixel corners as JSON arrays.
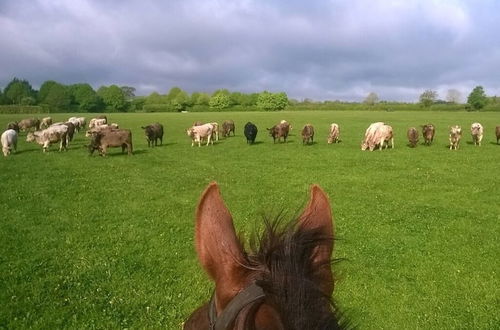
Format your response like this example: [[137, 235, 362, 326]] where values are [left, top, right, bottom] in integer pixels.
[[195, 182, 247, 308]]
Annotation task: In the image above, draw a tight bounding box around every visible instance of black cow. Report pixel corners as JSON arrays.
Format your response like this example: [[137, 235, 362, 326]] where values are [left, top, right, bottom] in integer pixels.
[[244, 122, 258, 144], [141, 123, 164, 147]]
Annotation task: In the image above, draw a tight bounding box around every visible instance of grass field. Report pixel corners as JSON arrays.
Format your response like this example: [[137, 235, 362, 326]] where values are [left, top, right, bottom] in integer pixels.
[[0, 111, 499, 329]]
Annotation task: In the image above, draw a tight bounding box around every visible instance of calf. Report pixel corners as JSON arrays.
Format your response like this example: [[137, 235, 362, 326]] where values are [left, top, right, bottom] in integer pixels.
[[267, 122, 290, 143], [1, 129, 18, 156], [407, 127, 419, 147], [26, 125, 68, 152], [301, 124, 315, 145], [422, 124, 435, 146], [142, 122, 164, 147], [222, 120, 235, 137], [327, 123, 340, 144], [244, 122, 258, 144], [449, 125, 462, 150], [187, 123, 213, 147], [18, 118, 40, 132], [470, 122, 483, 146], [88, 129, 133, 156], [496, 126, 500, 144]]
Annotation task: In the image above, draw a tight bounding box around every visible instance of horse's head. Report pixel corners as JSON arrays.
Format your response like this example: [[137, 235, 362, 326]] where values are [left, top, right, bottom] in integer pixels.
[[184, 182, 345, 330]]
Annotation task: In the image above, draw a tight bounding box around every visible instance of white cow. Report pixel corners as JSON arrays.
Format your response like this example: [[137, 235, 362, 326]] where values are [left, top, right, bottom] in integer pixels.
[[361, 122, 385, 150], [1, 129, 18, 156], [26, 125, 68, 152], [470, 122, 484, 146], [449, 125, 462, 150], [327, 123, 340, 144], [187, 123, 213, 147]]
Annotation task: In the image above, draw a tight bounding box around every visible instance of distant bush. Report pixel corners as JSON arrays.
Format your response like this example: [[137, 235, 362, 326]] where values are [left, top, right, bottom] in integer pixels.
[[0, 105, 45, 114]]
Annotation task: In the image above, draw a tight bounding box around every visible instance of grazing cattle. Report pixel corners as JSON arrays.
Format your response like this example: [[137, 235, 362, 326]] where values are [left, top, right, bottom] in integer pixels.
[[141, 122, 164, 147], [422, 124, 435, 146], [361, 122, 385, 150], [51, 122, 75, 145], [407, 127, 419, 147], [327, 123, 340, 144], [244, 122, 258, 144], [187, 123, 213, 147], [449, 125, 462, 150], [184, 182, 345, 329], [222, 120, 235, 137], [68, 117, 86, 132], [88, 129, 133, 156], [301, 124, 315, 144], [26, 125, 68, 152], [6, 122, 19, 133], [362, 124, 393, 151], [1, 129, 18, 156], [40, 117, 53, 129], [496, 126, 500, 144], [88, 118, 107, 129], [267, 121, 290, 143], [470, 122, 484, 146], [18, 118, 40, 132]]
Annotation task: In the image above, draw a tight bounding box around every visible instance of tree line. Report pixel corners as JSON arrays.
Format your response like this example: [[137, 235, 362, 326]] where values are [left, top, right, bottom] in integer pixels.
[[0, 77, 497, 113], [0, 78, 289, 113]]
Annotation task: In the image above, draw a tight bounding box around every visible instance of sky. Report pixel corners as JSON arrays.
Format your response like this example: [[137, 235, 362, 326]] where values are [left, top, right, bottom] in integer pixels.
[[1, 0, 499, 102]]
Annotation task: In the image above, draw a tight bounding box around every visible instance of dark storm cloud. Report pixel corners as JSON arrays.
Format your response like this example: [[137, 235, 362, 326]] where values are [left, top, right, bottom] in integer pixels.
[[1, 0, 499, 101]]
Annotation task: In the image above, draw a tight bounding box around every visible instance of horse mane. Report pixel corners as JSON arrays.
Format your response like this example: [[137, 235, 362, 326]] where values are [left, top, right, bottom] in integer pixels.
[[240, 216, 350, 330]]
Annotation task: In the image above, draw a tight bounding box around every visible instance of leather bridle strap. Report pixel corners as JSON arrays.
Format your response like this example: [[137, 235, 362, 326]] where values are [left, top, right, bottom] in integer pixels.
[[208, 283, 266, 330]]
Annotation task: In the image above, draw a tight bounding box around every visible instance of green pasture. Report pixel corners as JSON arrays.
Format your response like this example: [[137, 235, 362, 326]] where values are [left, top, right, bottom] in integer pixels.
[[0, 111, 499, 329]]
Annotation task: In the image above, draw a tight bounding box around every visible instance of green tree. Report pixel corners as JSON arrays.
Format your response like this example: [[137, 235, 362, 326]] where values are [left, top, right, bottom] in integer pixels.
[[38, 80, 59, 103], [145, 92, 166, 105], [191, 92, 210, 106], [170, 90, 190, 111], [467, 86, 488, 110], [45, 84, 71, 111], [4, 78, 36, 104], [256, 91, 288, 111], [120, 86, 136, 100], [209, 93, 230, 110], [69, 83, 101, 112], [419, 89, 438, 107], [97, 85, 127, 111]]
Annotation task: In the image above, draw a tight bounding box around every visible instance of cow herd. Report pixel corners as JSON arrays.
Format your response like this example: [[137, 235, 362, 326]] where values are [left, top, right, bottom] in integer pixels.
[[1, 116, 500, 157]]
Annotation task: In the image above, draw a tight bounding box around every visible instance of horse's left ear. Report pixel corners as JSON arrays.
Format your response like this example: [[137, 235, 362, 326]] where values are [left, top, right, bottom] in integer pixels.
[[298, 184, 334, 296]]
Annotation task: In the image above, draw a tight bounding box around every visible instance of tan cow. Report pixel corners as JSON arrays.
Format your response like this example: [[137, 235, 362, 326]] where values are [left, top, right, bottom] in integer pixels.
[[449, 125, 462, 150], [187, 123, 213, 147], [407, 127, 419, 147], [470, 122, 483, 146], [361, 122, 385, 150], [301, 124, 315, 145], [18, 118, 40, 132], [327, 123, 340, 144], [496, 126, 500, 144], [422, 124, 435, 146], [40, 117, 53, 129]]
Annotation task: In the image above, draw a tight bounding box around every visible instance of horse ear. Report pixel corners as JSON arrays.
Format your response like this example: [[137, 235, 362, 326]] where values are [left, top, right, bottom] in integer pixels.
[[298, 184, 334, 296], [195, 182, 247, 307]]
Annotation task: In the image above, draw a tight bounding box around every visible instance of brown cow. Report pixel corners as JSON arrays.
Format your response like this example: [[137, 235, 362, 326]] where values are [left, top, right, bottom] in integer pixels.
[[88, 129, 133, 156], [222, 120, 235, 137], [40, 117, 53, 129], [301, 124, 315, 145], [18, 118, 40, 132], [267, 122, 290, 143], [407, 127, 419, 147], [496, 126, 500, 144], [6, 122, 19, 133], [422, 124, 435, 146], [449, 125, 462, 150]]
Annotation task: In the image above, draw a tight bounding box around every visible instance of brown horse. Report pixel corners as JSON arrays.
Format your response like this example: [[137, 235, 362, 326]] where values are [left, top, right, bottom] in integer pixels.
[[184, 182, 348, 330]]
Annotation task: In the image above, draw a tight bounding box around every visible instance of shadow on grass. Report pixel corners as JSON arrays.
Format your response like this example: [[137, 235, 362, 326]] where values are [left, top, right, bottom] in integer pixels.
[[489, 141, 499, 146]]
